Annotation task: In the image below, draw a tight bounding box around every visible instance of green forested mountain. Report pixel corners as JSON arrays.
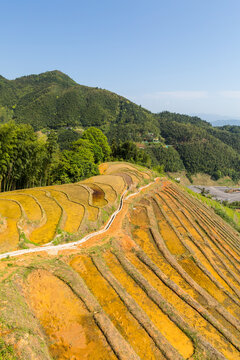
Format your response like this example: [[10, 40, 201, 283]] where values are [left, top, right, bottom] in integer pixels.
[[0, 70, 159, 141], [209, 127, 240, 153], [156, 111, 211, 128], [157, 116, 240, 179], [146, 144, 185, 172], [0, 70, 240, 181]]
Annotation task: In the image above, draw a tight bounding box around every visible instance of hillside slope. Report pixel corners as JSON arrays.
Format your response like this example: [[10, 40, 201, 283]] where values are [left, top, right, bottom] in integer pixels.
[[0, 71, 159, 141], [1, 71, 240, 180], [0, 163, 239, 359], [0, 162, 152, 254], [158, 117, 240, 178]]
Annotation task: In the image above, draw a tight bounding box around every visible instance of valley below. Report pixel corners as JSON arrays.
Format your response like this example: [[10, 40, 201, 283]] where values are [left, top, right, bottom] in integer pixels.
[[189, 185, 240, 203]]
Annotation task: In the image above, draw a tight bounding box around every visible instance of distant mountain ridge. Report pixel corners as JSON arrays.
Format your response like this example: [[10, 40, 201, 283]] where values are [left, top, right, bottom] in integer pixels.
[[192, 113, 240, 126], [0, 70, 159, 141], [212, 119, 240, 127], [0, 70, 240, 180]]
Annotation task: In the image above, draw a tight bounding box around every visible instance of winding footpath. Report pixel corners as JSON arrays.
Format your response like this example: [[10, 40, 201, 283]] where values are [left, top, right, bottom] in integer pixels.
[[0, 178, 159, 260]]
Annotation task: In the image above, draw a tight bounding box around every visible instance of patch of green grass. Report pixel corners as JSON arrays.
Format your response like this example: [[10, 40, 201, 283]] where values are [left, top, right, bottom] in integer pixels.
[[213, 208, 240, 232], [52, 230, 76, 245], [111, 205, 116, 212], [0, 339, 18, 360], [101, 209, 110, 224], [142, 178, 150, 185], [0, 256, 10, 262], [18, 232, 36, 249]]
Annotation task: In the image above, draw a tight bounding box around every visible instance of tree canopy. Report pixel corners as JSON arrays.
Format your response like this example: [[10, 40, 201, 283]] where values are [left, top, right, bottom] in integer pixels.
[[82, 127, 111, 160], [0, 123, 109, 191], [0, 70, 240, 182]]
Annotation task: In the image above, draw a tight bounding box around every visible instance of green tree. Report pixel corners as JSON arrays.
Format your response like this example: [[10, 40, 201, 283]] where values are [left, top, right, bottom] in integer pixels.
[[0, 122, 49, 191], [52, 148, 99, 184], [43, 130, 59, 185], [146, 145, 184, 172], [71, 138, 104, 163], [82, 127, 111, 160], [111, 140, 151, 167]]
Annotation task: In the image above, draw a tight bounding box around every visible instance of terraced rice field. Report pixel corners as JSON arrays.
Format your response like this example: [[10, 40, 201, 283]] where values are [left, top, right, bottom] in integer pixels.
[[0, 167, 240, 359], [26, 269, 116, 360], [48, 189, 84, 233], [0, 200, 21, 252], [0, 162, 148, 253]]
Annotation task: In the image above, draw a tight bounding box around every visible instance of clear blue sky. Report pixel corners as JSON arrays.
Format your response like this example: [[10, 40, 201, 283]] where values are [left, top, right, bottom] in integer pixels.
[[1, 0, 240, 119]]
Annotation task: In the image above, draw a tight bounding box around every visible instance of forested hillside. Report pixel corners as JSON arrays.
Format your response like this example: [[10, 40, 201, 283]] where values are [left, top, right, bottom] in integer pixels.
[[0, 70, 240, 182], [0, 123, 112, 192], [209, 127, 240, 153], [0, 71, 159, 141], [157, 116, 240, 180]]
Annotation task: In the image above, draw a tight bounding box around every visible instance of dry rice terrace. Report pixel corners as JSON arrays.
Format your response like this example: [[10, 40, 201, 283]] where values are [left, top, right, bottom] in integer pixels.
[[0, 162, 151, 254], [0, 163, 240, 360]]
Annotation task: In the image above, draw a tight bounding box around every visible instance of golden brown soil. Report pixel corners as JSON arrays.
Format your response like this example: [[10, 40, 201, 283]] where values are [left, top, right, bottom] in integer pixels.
[[0, 166, 240, 360], [26, 269, 116, 360]]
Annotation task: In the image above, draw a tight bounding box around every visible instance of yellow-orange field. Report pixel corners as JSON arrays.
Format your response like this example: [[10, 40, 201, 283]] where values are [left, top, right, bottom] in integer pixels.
[[0, 164, 240, 360], [0, 162, 146, 252]]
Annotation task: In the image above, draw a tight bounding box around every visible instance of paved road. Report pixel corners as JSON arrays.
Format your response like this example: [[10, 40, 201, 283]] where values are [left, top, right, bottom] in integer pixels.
[[189, 185, 240, 203], [0, 178, 158, 260]]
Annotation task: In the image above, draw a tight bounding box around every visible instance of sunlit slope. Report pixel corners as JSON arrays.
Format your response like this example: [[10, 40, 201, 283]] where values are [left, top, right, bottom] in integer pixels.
[[0, 175, 240, 359], [0, 162, 151, 253]]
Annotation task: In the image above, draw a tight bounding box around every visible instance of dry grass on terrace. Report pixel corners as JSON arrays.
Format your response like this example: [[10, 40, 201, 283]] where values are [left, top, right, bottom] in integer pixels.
[[1, 167, 240, 360]]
